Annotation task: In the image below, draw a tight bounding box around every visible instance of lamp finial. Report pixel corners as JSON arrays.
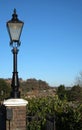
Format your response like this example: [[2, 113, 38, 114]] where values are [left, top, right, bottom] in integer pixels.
[[14, 8, 16, 14]]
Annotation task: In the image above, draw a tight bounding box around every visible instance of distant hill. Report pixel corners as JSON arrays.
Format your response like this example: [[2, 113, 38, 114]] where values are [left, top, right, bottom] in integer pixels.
[[5, 78, 56, 98]]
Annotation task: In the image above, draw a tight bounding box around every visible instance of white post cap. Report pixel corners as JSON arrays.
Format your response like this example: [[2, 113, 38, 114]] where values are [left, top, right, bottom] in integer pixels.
[[3, 98, 28, 106]]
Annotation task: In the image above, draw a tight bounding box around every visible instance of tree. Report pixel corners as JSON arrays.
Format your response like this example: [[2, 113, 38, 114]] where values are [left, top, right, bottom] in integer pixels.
[[68, 85, 82, 102], [75, 72, 82, 87], [57, 85, 67, 100], [0, 78, 11, 101]]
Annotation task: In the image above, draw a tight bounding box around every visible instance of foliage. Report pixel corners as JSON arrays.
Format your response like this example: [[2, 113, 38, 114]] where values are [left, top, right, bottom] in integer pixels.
[[1, 78, 82, 130], [27, 96, 57, 129], [56, 103, 82, 130], [0, 78, 82, 129], [26, 96, 82, 130]]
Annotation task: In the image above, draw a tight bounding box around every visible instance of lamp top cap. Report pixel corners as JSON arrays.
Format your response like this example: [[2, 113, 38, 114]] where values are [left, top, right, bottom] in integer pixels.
[[12, 8, 18, 21]]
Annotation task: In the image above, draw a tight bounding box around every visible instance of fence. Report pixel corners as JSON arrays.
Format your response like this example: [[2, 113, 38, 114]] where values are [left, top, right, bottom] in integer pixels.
[[46, 115, 56, 130], [27, 115, 56, 130], [0, 104, 6, 130]]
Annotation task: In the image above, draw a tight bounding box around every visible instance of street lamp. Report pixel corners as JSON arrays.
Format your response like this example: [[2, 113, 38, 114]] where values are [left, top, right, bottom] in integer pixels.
[[6, 9, 24, 98]]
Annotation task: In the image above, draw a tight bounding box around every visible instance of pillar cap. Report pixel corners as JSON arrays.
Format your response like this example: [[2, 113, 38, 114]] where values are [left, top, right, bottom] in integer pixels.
[[3, 98, 28, 106]]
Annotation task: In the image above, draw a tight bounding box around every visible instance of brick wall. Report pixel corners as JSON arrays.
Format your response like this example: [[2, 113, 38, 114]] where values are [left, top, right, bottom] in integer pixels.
[[6, 106, 27, 130]]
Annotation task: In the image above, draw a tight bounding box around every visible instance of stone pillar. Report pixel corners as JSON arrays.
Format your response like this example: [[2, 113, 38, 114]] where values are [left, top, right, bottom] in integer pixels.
[[3, 99, 28, 130]]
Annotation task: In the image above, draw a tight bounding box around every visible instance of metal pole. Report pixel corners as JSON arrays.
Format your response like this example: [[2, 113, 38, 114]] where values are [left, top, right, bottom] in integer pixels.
[[10, 47, 20, 98]]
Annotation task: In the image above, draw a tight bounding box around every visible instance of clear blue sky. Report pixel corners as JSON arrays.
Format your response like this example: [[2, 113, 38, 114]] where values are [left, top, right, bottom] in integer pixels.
[[0, 0, 82, 86]]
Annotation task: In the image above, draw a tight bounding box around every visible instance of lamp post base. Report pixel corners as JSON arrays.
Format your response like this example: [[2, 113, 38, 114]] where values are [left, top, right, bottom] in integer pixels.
[[10, 91, 20, 98]]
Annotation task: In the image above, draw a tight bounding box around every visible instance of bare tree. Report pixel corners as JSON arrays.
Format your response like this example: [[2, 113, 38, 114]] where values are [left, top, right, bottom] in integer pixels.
[[75, 72, 82, 87]]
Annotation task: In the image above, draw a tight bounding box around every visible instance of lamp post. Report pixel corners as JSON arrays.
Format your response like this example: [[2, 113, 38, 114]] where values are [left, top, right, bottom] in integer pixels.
[[6, 9, 24, 98]]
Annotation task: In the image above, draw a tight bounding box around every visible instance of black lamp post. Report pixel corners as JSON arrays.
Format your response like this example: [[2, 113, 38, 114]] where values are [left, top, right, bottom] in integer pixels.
[[6, 9, 24, 98]]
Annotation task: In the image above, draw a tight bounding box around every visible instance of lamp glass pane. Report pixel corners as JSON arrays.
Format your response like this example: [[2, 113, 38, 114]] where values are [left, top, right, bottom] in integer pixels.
[[8, 22, 23, 41]]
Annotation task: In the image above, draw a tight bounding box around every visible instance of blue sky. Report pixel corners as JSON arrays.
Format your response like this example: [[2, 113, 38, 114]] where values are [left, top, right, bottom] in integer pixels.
[[0, 0, 82, 86]]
